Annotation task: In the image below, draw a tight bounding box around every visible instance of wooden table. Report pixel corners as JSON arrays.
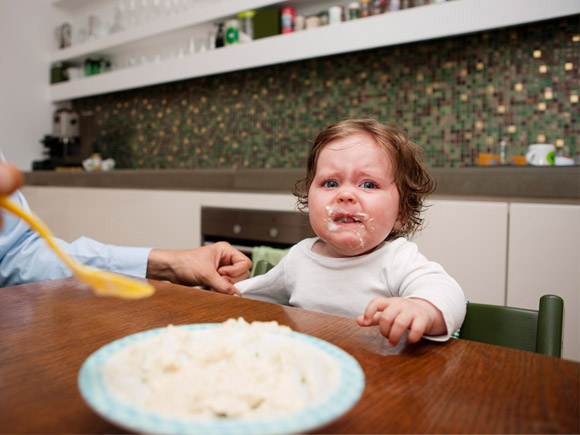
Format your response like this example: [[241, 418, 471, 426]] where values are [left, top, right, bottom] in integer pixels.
[[1, 277, 578, 434]]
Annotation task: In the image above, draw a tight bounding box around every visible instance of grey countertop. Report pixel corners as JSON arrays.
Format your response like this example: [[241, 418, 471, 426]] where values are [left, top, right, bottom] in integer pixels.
[[24, 166, 580, 202]]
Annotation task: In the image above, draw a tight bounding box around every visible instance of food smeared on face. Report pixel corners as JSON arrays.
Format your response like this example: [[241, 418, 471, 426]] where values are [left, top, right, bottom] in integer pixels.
[[308, 133, 403, 258], [325, 206, 374, 248]]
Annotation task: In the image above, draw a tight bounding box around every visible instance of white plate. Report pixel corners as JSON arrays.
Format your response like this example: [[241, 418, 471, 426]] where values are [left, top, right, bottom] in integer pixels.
[[78, 323, 365, 435]]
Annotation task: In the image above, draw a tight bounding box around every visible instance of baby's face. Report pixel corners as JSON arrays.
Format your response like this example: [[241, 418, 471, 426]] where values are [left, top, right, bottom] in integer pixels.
[[308, 132, 404, 258]]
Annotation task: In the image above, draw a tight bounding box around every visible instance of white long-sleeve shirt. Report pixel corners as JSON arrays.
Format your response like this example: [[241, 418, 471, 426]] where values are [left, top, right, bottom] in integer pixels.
[[236, 237, 466, 341]]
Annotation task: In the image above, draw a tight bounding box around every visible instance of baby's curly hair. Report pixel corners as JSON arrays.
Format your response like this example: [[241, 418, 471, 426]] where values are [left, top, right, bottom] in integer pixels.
[[293, 119, 436, 240]]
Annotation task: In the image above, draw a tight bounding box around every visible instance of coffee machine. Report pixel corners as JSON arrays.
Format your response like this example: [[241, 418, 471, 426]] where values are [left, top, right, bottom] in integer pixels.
[[33, 109, 94, 170]]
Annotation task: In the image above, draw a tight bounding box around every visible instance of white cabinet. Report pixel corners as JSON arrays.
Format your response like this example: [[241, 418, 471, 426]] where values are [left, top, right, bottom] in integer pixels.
[[507, 203, 580, 362], [411, 199, 508, 306], [48, 0, 580, 102], [20, 186, 297, 248], [21, 186, 201, 249]]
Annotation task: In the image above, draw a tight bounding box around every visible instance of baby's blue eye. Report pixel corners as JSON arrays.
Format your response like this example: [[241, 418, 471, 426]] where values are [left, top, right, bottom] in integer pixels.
[[324, 180, 339, 188], [360, 181, 377, 189]]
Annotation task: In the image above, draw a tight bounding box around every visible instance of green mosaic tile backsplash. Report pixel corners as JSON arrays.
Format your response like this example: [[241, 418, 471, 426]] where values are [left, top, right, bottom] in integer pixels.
[[73, 16, 579, 169]]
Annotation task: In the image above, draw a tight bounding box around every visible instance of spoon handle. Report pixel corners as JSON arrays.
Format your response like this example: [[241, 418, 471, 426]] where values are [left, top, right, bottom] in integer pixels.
[[0, 195, 80, 272]]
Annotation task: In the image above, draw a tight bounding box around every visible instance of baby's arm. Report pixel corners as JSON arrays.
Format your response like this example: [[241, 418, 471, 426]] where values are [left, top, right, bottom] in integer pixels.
[[356, 297, 446, 346], [235, 256, 291, 305]]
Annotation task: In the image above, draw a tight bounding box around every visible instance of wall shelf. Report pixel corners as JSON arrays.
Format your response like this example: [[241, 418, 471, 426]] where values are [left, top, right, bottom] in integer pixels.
[[50, 0, 284, 64], [49, 0, 580, 102]]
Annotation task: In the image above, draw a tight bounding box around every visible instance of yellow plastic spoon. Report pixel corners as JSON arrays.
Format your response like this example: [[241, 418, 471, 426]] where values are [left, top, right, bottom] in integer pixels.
[[0, 195, 155, 299]]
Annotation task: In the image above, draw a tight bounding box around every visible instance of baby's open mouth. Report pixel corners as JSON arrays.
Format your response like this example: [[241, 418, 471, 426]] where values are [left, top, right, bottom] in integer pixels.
[[334, 214, 362, 224], [325, 207, 369, 230]]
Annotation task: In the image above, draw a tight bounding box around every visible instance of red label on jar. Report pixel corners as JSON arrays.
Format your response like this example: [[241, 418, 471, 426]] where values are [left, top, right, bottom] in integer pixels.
[[281, 7, 296, 33]]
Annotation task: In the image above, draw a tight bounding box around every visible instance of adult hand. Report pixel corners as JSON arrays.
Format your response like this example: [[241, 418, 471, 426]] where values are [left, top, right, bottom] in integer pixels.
[[0, 162, 24, 228], [356, 297, 446, 346], [146, 241, 251, 295]]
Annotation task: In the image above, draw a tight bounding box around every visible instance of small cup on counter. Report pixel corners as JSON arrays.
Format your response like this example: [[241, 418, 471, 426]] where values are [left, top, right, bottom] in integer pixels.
[[525, 144, 555, 166]]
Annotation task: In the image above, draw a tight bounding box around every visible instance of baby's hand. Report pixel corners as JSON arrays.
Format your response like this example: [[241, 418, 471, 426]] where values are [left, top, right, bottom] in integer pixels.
[[356, 297, 446, 346]]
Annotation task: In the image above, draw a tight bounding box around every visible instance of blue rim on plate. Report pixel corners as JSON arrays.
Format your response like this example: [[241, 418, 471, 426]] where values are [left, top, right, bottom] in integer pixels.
[[78, 324, 365, 435]]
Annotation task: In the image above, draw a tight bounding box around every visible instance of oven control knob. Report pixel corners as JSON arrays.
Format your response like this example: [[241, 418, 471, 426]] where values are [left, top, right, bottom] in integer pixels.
[[269, 227, 279, 238], [233, 224, 242, 235]]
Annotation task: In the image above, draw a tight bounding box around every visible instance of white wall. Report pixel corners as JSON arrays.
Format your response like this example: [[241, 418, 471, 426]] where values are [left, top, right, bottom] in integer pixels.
[[411, 199, 508, 306], [0, 0, 62, 170], [507, 203, 580, 362]]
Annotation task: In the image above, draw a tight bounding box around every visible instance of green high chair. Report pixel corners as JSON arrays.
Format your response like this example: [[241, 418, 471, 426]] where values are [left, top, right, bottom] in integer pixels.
[[252, 259, 275, 277], [458, 294, 564, 357]]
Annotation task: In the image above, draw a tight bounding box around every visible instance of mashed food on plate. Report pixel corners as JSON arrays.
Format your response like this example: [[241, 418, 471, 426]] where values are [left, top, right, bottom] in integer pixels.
[[103, 318, 340, 419]]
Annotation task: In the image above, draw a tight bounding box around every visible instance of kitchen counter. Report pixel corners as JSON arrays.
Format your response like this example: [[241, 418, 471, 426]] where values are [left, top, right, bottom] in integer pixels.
[[24, 166, 580, 202]]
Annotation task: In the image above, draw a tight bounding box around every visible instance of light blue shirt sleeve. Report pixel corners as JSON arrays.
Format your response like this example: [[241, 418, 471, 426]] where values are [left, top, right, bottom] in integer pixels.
[[0, 168, 152, 288]]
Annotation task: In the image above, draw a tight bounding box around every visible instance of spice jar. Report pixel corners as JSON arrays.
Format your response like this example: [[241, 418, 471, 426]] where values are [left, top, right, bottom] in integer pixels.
[[295, 15, 305, 31], [371, 0, 385, 14], [359, 0, 371, 17], [281, 7, 295, 33], [305, 16, 320, 29], [225, 19, 239, 45], [348, 2, 361, 19], [329, 6, 343, 24]]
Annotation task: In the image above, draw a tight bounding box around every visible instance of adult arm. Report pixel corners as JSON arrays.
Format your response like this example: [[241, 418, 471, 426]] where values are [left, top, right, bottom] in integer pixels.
[[0, 189, 152, 287], [0, 153, 251, 290], [147, 242, 251, 295]]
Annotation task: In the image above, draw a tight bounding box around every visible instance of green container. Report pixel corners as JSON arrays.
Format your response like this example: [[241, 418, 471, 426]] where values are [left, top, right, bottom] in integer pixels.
[[253, 8, 281, 40]]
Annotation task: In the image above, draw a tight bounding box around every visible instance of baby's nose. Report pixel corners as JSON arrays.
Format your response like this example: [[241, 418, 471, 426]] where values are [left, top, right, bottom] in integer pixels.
[[337, 187, 357, 202]]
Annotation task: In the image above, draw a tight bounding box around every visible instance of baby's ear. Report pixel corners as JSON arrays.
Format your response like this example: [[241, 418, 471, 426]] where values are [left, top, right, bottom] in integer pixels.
[[393, 213, 406, 231]]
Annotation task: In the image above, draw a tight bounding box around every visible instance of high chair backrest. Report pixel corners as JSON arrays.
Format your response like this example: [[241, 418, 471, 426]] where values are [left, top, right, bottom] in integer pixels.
[[458, 294, 564, 357], [252, 259, 275, 277]]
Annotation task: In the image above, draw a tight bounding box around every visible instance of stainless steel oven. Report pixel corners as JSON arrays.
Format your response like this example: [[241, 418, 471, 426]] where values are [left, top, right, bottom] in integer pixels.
[[201, 207, 315, 255]]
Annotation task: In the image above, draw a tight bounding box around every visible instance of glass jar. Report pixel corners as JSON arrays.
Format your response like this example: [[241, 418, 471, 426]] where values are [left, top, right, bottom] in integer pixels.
[[360, 0, 371, 17], [238, 10, 255, 42]]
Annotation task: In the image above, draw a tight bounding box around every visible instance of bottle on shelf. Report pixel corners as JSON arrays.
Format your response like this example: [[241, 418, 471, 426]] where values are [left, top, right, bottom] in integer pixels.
[[329, 6, 343, 24], [360, 0, 371, 17], [225, 19, 240, 45], [215, 22, 225, 48], [295, 15, 305, 31], [499, 139, 507, 165], [348, 2, 361, 19], [371, 0, 386, 14]]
